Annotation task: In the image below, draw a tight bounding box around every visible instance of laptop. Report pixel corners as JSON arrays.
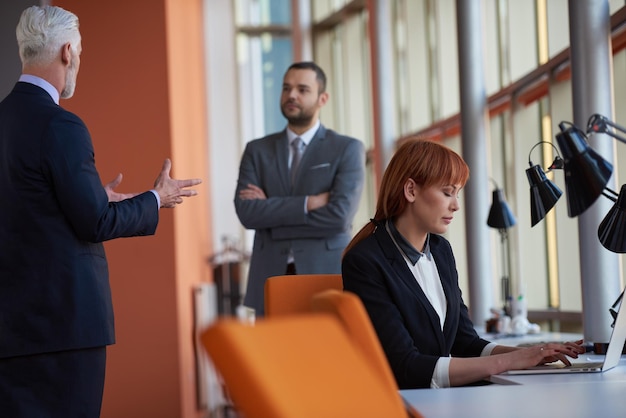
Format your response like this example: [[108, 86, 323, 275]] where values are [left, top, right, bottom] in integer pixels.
[[501, 297, 626, 375]]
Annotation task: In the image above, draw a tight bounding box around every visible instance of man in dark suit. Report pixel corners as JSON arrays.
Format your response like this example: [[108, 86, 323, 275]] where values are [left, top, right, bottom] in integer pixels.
[[0, 5, 202, 416], [235, 61, 365, 317]]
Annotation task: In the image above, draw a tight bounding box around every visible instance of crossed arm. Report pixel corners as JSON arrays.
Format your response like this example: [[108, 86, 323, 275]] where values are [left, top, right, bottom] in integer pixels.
[[235, 139, 365, 237]]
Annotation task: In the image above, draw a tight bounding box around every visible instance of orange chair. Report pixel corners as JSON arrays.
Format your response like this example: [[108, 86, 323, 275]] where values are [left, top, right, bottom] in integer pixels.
[[311, 289, 424, 418], [264, 273, 342, 317], [201, 315, 414, 418]]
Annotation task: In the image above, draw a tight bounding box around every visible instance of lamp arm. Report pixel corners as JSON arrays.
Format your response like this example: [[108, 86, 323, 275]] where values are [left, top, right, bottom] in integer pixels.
[[612, 288, 624, 310], [587, 114, 626, 145], [602, 188, 619, 203], [527, 141, 564, 171]]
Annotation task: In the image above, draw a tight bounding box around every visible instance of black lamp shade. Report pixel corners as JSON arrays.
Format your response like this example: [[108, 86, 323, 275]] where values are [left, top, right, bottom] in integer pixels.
[[526, 164, 562, 227], [487, 189, 517, 229], [555, 125, 613, 217], [598, 184, 626, 253]]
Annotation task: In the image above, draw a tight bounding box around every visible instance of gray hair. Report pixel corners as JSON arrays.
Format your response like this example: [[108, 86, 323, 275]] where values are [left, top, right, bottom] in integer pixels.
[[16, 5, 80, 66]]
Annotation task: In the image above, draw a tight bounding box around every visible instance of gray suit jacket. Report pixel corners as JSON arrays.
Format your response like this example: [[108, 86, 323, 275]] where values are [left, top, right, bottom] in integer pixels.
[[234, 125, 365, 315]]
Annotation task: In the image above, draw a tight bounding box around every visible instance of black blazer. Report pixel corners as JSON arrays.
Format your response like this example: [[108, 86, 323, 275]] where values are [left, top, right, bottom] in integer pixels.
[[0, 82, 159, 358], [342, 221, 490, 389]]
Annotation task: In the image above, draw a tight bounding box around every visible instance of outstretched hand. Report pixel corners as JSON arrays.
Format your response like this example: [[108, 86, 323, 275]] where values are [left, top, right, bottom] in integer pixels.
[[104, 173, 140, 202], [153, 158, 203, 208]]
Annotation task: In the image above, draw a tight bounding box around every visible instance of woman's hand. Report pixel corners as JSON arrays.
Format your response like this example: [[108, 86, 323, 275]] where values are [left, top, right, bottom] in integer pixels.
[[508, 339, 586, 370]]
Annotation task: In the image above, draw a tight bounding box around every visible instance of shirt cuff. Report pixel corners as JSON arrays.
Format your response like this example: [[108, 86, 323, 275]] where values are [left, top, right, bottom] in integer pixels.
[[431, 356, 451, 388], [150, 189, 160, 208], [481, 342, 498, 356], [431, 343, 497, 388]]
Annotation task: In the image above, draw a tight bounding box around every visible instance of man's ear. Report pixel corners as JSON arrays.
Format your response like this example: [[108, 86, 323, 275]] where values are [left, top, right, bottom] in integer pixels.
[[404, 178, 417, 203], [318, 91, 329, 106], [61, 43, 72, 65]]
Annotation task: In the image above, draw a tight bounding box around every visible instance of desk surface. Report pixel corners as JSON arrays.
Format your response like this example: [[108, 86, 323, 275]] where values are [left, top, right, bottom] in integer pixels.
[[402, 356, 626, 417], [401, 379, 626, 418]]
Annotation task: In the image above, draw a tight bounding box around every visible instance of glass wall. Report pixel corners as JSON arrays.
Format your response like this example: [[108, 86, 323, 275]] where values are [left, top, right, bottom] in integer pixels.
[[312, 4, 376, 232], [393, 0, 435, 134], [383, 0, 626, 326], [235, 0, 293, 139], [235, 0, 292, 25]]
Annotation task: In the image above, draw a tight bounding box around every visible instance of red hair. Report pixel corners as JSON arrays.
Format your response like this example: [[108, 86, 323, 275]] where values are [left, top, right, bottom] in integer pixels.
[[344, 138, 469, 255]]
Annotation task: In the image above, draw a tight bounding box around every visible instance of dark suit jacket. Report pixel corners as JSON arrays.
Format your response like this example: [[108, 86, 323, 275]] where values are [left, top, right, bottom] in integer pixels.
[[342, 221, 490, 389], [0, 82, 159, 358], [235, 125, 365, 315]]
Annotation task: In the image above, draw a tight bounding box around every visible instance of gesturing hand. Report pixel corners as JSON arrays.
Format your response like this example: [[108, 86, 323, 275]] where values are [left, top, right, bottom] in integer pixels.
[[153, 158, 203, 208], [104, 173, 139, 202]]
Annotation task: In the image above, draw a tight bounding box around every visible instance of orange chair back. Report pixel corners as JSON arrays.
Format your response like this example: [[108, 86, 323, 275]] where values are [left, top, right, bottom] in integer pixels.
[[201, 315, 411, 418], [264, 273, 342, 317], [311, 289, 425, 418]]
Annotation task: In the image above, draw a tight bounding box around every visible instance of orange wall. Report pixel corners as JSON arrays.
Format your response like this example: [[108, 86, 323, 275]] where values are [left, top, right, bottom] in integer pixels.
[[54, 1, 212, 417]]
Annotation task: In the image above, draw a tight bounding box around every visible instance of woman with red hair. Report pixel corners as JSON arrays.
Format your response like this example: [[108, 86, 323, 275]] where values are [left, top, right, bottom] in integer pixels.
[[342, 139, 584, 389]]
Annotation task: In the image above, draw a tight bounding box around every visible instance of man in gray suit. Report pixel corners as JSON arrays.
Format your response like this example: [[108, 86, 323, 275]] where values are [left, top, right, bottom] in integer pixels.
[[235, 61, 365, 316]]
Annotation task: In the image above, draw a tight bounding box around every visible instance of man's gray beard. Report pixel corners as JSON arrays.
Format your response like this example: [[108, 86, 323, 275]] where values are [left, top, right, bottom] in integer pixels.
[[61, 61, 77, 99]]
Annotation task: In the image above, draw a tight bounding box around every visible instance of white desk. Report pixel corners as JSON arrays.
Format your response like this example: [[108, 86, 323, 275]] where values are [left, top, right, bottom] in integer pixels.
[[401, 378, 626, 418], [402, 354, 626, 417]]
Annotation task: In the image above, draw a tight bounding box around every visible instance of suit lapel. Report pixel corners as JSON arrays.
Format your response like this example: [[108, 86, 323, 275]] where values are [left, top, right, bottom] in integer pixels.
[[290, 125, 325, 188], [430, 239, 459, 350], [274, 131, 291, 193], [374, 224, 446, 350]]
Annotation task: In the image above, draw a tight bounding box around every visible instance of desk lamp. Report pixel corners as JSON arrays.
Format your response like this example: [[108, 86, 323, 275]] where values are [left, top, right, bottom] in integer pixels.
[[487, 179, 517, 314], [585, 114, 626, 253], [549, 115, 626, 252], [558, 115, 626, 338], [525, 141, 563, 227], [555, 121, 614, 218], [524, 116, 626, 349]]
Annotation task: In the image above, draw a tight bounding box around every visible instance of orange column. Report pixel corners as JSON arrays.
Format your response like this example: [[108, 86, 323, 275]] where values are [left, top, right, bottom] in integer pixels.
[[53, 1, 212, 417]]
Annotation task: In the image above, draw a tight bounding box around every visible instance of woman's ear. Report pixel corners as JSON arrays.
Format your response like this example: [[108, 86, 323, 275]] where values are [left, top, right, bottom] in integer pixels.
[[403, 178, 417, 203]]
